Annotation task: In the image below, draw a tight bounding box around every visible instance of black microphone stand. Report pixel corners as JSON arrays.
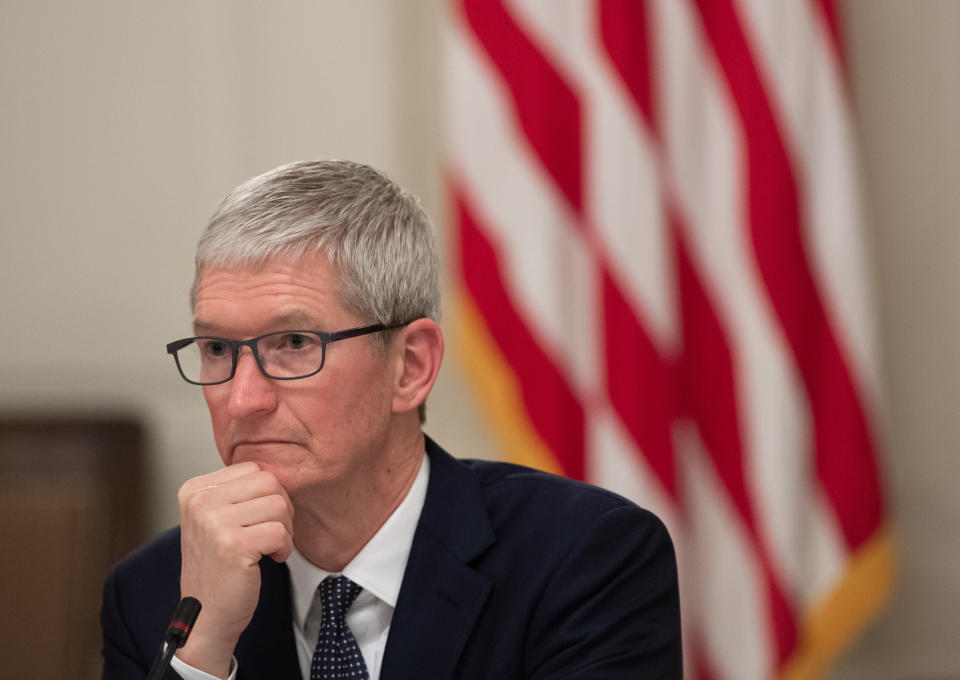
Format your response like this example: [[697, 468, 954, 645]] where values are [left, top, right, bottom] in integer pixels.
[[146, 597, 202, 680]]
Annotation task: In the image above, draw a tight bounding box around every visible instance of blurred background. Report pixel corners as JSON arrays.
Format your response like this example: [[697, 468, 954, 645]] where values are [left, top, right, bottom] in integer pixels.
[[0, 1, 957, 678]]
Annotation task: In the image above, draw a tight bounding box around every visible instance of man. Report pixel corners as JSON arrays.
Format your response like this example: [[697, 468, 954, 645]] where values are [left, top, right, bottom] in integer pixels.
[[101, 160, 682, 679]]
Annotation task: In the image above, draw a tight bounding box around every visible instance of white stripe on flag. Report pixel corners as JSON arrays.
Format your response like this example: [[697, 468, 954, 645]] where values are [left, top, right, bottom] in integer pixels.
[[734, 0, 882, 417], [679, 424, 774, 680], [506, 0, 678, 348], [445, 21, 600, 399], [654, 0, 811, 605], [733, 0, 871, 605]]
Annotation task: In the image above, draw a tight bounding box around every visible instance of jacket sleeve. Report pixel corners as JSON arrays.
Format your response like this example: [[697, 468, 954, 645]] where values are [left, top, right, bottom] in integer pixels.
[[525, 504, 683, 679], [101, 568, 183, 680]]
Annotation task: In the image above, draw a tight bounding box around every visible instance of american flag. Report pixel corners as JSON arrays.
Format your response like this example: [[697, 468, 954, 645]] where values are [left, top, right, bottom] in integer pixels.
[[445, 0, 892, 678]]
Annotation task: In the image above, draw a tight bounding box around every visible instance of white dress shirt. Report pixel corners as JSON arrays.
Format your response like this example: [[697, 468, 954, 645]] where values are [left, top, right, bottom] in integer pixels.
[[172, 453, 430, 680]]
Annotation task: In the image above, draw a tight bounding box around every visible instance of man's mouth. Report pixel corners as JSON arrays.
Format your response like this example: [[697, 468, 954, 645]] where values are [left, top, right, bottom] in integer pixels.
[[233, 439, 298, 449]]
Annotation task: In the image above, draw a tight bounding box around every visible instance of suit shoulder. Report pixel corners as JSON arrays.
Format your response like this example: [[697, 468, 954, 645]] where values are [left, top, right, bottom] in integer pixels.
[[461, 457, 635, 506], [458, 458, 666, 531], [107, 526, 182, 586]]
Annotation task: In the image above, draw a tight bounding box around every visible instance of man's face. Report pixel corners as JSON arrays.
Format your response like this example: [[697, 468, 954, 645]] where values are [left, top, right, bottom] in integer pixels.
[[192, 255, 398, 499]]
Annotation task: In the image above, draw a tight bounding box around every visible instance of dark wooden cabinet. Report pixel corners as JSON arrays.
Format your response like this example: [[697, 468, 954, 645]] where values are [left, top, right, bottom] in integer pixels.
[[0, 417, 145, 679]]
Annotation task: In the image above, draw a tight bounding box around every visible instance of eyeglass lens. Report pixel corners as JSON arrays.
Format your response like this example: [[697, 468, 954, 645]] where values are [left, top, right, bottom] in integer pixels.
[[175, 332, 326, 384]]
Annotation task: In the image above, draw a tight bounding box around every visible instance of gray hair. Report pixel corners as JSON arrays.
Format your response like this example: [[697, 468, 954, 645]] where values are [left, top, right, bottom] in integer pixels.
[[192, 160, 441, 421]]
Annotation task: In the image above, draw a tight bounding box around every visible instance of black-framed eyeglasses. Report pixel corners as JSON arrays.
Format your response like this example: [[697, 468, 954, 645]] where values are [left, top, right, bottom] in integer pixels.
[[165, 323, 407, 386]]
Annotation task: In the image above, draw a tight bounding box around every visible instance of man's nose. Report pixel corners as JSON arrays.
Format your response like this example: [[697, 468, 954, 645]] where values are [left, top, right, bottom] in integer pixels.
[[227, 348, 278, 418]]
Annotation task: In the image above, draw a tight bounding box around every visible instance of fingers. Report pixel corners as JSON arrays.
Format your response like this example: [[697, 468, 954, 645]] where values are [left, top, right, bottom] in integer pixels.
[[179, 465, 295, 563], [193, 517, 293, 569], [216, 493, 295, 537], [179, 465, 295, 520], [175, 462, 296, 660], [177, 461, 259, 504], [244, 521, 295, 563]]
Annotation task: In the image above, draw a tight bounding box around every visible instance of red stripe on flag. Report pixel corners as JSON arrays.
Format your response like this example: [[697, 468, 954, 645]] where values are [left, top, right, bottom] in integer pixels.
[[598, 6, 797, 663], [456, 189, 586, 479], [694, 0, 883, 550], [691, 635, 720, 680], [461, 0, 583, 213], [675, 222, 798, 666], [593, 0, 681, 503], [463, 0, 681, 498], [812, 0, 847, 76], [602, 272, 677, 497], [598, 0, 656, 133]]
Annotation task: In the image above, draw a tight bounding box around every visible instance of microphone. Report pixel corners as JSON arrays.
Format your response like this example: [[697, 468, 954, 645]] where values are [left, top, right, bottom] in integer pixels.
[[146, 597, 202, 680]]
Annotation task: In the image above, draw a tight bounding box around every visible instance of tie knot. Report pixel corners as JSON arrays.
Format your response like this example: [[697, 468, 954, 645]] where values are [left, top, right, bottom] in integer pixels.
[[318, 576, 362, 627]]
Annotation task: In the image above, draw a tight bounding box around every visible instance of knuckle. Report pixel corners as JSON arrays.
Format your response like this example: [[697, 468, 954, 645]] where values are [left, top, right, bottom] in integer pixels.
[[214, 528, 240, 555], [264, 522, 289, 549], [194, 505, 232, 542], [267, 494, 289, 516], [177, 479, 197, 507], [181, 488, 206, 515], [254, 469, 279, 489]]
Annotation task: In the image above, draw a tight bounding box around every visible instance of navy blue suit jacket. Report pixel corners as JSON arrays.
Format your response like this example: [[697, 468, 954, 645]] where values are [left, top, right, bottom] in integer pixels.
[[101, 437, 682, 679]]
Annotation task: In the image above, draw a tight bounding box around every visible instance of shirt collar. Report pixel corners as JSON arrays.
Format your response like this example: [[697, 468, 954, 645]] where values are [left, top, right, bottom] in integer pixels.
[[287, 451, 430, 629]]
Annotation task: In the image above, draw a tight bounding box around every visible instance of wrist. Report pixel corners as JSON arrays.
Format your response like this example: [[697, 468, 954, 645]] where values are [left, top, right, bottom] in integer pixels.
[[171, 653, 238, 680], [174, 626, 239, 680]]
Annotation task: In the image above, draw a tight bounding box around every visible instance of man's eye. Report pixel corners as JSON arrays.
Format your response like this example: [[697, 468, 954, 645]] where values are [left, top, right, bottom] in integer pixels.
[[282, 333, 313, 350], [202, 340, 229, 357]]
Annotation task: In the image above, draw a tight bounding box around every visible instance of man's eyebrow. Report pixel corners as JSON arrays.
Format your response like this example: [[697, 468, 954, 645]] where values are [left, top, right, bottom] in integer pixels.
[[191, 319, 226, 335], [263, 310, 323, 328], [192, 311, 324, 335]]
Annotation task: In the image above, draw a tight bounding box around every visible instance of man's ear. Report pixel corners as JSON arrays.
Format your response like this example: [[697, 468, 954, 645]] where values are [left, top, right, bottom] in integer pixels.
[[392, 318, 444, 415]]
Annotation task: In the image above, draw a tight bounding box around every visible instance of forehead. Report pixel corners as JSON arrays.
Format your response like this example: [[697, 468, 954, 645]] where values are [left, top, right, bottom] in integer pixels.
[[192, 256, 350, 334]]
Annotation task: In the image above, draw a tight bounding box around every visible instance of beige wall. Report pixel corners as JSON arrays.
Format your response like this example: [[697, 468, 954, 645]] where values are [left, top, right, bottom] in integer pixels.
[[835, 2, 960, 678], [0, 1, 956, 677], [0, 0, 492, 533]]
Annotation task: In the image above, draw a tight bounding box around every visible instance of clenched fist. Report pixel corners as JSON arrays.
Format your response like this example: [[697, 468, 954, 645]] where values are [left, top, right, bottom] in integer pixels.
[[174, 462, 295, 679]]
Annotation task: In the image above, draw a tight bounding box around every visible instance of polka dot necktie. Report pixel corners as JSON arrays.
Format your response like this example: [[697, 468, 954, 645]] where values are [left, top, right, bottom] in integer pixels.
[[310, 576, 370, 680]]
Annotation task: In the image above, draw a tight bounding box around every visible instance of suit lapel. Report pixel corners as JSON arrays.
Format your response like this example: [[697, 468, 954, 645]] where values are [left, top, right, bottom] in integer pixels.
[[380, 438, 495, 680], [236, 557, 302, 679]]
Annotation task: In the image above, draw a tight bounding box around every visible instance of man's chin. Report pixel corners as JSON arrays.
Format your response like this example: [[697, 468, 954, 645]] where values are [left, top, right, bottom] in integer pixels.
[[231, 441, 299, 459], [229, 443, 304, 475], [233, 456, 301, 492], [225, 443, 344, 495]]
